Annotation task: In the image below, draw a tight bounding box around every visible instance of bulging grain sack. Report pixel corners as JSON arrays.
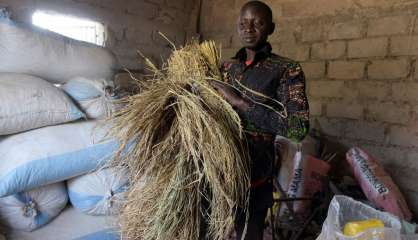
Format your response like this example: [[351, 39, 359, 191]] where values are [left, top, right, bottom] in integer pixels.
[[68, 167, 129, 216], [61, 77, 118, 119], [0, 73, 84, 135], [0, 18, 118, 83], [0, 121, 119, 197], [0, 182, 68, 232], [346, 147, 412, 221]]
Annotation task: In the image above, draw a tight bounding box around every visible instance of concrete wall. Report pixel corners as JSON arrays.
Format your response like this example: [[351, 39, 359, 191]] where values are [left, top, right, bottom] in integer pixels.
[[200, 0, 418, 216], [0, 0, 198, 71]]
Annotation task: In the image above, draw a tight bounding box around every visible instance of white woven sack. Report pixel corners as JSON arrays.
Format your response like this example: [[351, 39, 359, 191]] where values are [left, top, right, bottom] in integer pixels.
[[61, 77, 117, 119], [0, 73, 84, 135], [0, 121, 118, 197], [68, 167, 129, 216], [0, 18, 117, 83], [0, 182, 68, 232]]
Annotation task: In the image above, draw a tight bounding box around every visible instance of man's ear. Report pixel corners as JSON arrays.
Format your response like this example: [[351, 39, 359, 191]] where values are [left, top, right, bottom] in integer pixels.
[[269, 22, 276, 35]]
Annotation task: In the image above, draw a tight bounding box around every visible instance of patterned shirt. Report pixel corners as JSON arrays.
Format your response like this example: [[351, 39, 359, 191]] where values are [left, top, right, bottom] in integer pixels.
[[221, 42, 309, 184], [221, 42, 309, 142]]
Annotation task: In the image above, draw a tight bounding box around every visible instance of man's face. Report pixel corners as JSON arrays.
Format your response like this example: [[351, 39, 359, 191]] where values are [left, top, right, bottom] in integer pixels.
[[237, 6, 273, 49]]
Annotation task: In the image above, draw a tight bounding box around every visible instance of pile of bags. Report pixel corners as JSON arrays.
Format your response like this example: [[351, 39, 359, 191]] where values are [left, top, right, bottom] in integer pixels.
[[276, 135, 417, 239], [0, 12, 129, 235]]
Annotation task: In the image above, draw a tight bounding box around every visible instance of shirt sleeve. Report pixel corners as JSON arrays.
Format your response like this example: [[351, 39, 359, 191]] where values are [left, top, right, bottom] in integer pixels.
[[239, 63, 310, 142]]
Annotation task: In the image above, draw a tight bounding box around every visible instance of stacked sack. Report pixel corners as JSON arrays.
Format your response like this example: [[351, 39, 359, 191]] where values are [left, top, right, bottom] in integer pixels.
[[0, 11, 129, 235]]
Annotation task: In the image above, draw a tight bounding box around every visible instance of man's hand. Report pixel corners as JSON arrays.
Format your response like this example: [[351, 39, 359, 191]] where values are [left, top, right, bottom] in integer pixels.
[[211, 81, 250, 111]]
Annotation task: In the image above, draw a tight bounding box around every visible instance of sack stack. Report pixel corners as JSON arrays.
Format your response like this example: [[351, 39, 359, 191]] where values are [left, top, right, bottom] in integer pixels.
[[0, 12, 127, 239]]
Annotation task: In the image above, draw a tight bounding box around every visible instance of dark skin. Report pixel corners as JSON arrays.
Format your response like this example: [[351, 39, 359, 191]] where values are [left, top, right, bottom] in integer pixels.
[[211, 4, 275, 112]]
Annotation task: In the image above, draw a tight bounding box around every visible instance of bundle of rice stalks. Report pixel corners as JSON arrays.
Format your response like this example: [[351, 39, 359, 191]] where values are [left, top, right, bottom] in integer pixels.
[[109, 41, 250, 240]]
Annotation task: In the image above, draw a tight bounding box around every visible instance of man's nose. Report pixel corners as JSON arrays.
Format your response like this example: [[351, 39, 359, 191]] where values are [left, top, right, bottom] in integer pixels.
[[244, 23, 255, 33]]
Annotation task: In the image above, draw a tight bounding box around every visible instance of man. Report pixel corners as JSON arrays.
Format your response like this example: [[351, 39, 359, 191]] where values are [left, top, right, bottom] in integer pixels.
[[211, 1, 309, 239]]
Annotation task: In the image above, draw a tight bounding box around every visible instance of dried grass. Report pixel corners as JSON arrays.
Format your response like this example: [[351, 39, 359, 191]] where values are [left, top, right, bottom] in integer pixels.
[[109, 41, 250, 240]]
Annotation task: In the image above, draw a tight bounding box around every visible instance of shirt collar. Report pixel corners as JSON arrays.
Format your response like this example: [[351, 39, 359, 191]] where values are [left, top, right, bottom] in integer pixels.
[[233, 42, 272, 63]]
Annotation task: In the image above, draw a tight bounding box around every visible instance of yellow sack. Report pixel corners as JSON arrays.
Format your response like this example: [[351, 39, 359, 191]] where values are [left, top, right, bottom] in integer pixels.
[[343, 219, 384, 237]]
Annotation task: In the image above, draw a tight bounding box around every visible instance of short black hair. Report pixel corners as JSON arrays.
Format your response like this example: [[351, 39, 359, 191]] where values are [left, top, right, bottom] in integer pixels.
[[241, 1, 273, 23]]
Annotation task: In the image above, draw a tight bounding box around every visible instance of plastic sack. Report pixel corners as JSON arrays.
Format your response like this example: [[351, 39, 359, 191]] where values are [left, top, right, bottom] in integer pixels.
[[0, 121, 118, 197], [343, 219, 384, 236], [0, 73, 84, 135], [68, 167, 129, 216], [347, 147, 412, 221], [275, 135, 326, 215], [317, 195, 418, 240], [0, 18, 117, 83], [279, 152, 330, 216], [0, 182, 68, 232], [62, 77, 118, 119], [275, 135, 318, 190]]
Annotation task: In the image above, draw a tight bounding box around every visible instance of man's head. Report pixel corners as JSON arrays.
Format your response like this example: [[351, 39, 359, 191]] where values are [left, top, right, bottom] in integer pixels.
[[237, 1, 275, 49]]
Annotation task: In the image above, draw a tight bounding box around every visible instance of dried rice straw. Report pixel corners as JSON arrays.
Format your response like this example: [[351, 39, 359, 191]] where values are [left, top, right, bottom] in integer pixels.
[[109, 40, 250, 240]]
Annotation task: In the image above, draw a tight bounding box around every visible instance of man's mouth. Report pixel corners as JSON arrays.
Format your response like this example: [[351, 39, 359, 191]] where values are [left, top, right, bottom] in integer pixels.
[[244, 36, 256, 42]]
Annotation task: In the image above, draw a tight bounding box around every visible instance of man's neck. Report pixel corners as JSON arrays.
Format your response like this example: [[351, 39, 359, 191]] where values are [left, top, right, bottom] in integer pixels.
[[244, 42, 268, 61], [245, 48, 256, 62]]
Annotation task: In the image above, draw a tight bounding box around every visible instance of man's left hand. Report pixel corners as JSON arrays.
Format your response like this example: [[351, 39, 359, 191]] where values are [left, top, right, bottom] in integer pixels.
[[211, 81, 249, 111]]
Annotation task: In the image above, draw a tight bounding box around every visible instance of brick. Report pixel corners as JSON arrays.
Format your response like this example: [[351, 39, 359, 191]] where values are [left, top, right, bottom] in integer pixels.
[[204, 33, 232, 48], [391, 36, 418, 56], [270, 30, 297, 45], [300, 61, 325, 79], [326, 101, 363, 119], [407, 150, 418, 168], [368, 16, 411, 36], [368, 59, 410, 80], [403, 191, 418, 216], [341, 81, 360, 101], [348, 38, 388, 58], [221, 48, 236, 61], [392, 83, 418, 102], [125, 1, 160, 19], [308, 99, 322, 116], [126, 27, 153, 45], [367, 103, 410, 124], [415, 17, 418, 33], [281, 1, 354, 18], [311, 117, 344, 137], [231, 34, 241, 48], [414, 105, 418, 118], [311, 41, 346, 60], [328, 61, 365, 80], [344, 120, 386, 142], [152, 28, 186, 47], [416, 61, 418, 79], [301, 24, 323, 42], [165, 0, 186, 9], [350, 0, 396, 8], [358, 81, 390, 100], [308, 81, 344, 98], [391, 172, 418, 194], [328, 21, 363, 40], [388, 126, 418, 147], [275, 44, 310, 62], [360, 145, 406, 167]]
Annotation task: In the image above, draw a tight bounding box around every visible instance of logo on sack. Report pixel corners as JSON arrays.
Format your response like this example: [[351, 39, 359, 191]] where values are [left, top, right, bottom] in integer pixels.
[[288, 168, 303, 198], [352, 149, 389, 195]]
